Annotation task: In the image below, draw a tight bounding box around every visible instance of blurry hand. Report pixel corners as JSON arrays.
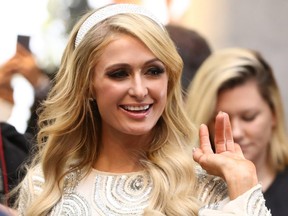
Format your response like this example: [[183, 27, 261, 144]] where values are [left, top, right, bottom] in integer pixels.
[[0, 59, 17, 88], [0, 204, 18, 216], [14, 43, 44, 88], [0, 43, 49, 91], [0, 56, 17, 103]]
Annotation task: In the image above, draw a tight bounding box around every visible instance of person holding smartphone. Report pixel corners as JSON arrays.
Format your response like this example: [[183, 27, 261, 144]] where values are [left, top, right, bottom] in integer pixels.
[[0, 41, 51, 134]]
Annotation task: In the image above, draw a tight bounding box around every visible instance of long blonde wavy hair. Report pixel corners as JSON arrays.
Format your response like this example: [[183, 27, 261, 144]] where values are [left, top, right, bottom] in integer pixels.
[[185, 47, 288, 172], [17, 5, 201, 216]]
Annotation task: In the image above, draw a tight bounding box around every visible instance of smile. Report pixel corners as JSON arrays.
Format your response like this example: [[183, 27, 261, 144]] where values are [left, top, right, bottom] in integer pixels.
[[121, 105, 151, 112]]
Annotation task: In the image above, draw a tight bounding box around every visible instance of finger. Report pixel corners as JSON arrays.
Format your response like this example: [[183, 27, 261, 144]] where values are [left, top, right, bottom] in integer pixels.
[[199, 124, 213, 154], [214, 112, 226, 153], [16, 43, 30, 56], [234, 143, 245, 159], [192, 147, 203, 163], [223, 112, 235, 152]]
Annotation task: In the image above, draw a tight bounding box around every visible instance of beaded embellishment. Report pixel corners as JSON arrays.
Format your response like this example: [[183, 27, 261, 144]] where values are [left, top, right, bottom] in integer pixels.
[[93, 171, 152, 215], [75, 3, 164, 47], [51, 169, 152, 216]]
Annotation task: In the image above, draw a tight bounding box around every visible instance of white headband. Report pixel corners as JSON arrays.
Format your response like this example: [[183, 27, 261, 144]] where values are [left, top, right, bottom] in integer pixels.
[[75, 3, 164, 47]]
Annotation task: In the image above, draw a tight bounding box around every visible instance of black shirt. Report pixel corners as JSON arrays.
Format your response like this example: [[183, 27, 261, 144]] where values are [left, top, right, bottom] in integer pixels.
[[0, 122, 31, 205], [264, 166, 288, 216]]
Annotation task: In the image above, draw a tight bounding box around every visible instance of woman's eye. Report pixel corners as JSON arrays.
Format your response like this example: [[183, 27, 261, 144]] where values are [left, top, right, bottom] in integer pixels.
[[242, 114, 257, 122], [147, 66, 165, 76], [107, 69, 129, 79]]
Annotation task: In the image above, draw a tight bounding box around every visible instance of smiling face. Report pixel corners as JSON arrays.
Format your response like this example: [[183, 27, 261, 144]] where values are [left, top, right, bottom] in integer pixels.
[[211, 80, 275, 165], [92, 33, 168, 137]]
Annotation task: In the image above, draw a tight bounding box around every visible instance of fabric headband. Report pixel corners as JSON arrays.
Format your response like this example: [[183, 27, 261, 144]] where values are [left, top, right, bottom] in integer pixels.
[[74, 3, 164, 47]]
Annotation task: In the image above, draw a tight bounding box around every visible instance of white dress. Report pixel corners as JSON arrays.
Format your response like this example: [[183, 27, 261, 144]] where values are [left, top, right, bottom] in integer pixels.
[[17, 166, 271, 216]]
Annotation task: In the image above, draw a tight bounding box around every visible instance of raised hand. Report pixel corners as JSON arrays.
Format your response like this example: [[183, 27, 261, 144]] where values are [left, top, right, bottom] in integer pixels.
[[193, 111, 258, 199], [14, 43, 45, 88]]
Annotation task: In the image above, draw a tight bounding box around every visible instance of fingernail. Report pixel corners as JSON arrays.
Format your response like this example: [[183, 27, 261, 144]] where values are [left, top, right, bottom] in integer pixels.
[[218, 111, 227, 115]]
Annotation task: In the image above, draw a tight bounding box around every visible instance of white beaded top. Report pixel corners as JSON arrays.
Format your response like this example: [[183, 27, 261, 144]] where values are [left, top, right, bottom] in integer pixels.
[[52, 169, 152, 215], [18, 167, 271, 215]]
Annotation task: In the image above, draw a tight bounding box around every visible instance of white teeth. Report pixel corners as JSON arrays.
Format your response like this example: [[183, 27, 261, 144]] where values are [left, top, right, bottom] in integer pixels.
[[123, 105, 149, 111]]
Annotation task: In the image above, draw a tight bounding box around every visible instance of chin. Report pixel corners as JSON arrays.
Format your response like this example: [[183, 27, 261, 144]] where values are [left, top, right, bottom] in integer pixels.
[[124, 127, 153, 136]]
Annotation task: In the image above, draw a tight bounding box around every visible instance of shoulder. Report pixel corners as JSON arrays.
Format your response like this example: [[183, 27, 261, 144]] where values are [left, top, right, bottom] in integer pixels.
[[275, 166, 288, 184], [264, 166, 288, 206], [19, 165, 44, 200], [280, 166, 288, 176], [195, 166, 228, 206], [266, 166, 288, 193], [17, 165, 44, 213]]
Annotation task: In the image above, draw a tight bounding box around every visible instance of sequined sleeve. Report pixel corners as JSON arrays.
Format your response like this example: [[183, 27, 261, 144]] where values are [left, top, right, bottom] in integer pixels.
[[17, 166, 44, 215], [195, 167, 271, 216]]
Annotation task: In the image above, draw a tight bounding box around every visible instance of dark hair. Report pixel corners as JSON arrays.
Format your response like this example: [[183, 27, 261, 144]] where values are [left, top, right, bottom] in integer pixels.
[[166, 24, 211, 93]]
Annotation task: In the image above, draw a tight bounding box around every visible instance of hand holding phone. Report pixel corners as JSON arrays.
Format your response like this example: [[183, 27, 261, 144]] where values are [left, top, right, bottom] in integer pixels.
[[17, 35, 30, 52]]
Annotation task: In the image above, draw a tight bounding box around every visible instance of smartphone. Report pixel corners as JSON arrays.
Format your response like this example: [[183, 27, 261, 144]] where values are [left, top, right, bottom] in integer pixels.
[[17, 35, 30, 52]]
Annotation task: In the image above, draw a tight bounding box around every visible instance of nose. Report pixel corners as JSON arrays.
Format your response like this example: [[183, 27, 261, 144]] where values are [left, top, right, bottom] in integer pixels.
[[231, 119, 244, 142], [128, 75, 148, 100]]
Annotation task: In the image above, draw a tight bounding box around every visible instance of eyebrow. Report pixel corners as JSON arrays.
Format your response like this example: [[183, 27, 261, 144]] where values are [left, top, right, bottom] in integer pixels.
[[105, 58, 163, 71]]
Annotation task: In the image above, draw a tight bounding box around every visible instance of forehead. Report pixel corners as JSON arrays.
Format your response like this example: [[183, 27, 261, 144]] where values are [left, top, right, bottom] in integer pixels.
[[217, 80, 268, 108], [93, 33, 160, 73], [103, 33, 154, 56]]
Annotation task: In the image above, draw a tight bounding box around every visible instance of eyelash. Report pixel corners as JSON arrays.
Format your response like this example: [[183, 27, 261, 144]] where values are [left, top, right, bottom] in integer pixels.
[[242, 115, 257, 122], [146, 66, 165, 76], [210, 113, 258, 123], [107, 69, 128, 79], [107, 66, 165, 79]]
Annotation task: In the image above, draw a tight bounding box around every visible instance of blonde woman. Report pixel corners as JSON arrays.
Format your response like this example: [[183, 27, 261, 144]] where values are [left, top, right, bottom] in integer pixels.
[[11, 4, 270, 216], [186, 47, 288, 216]]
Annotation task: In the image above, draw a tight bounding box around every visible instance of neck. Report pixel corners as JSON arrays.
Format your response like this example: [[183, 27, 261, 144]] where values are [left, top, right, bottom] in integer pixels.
[[94, 149, 144, 173], [94, 131, 150, 173], [254, 158, 276, 192]]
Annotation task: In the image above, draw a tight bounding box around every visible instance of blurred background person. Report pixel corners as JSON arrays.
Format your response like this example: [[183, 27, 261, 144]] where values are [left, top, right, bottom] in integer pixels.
[[165, 24, 211, 96], [0, 43, 51, 137], [0, 43, 51, 207], [0, 122, 31, 206], [185, 47, 288, 216]]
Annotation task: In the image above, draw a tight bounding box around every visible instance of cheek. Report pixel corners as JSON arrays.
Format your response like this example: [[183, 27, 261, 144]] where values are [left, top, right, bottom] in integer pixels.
[[248, 116, 274, 142], [94, 81, 124, 99], [259, 118, 274, 136], [253, 125, 273, 149], [159, 85, 168, 99], [93, 83, 122, 113], [157, 82, 168, 104], [98, 93, 119, 109], [159, 76, 169, 95]]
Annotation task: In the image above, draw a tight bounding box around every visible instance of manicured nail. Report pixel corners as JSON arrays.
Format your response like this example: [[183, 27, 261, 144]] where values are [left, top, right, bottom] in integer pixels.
[[218, 111, 227, 116]]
